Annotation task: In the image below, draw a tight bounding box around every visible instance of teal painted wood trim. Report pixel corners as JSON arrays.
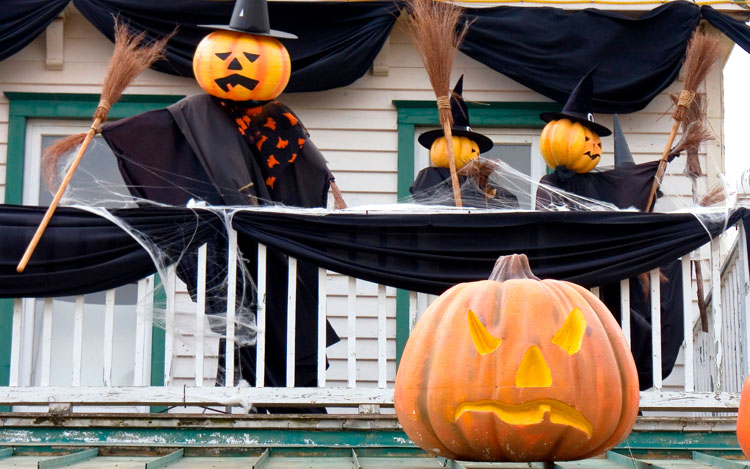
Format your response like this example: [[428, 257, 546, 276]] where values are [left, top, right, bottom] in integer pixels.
[[396, 122, 415, 201], [692, 451, 750, 468], [0, 427, 415, 448], [38, 448, 98, 469], [1, 92, 184, 402], [607, 450, 658, 469], [150, 275, 167, 414], [0, 448, 12, 458], [395, 290, 410, 366], [618, 431, 741, 450]]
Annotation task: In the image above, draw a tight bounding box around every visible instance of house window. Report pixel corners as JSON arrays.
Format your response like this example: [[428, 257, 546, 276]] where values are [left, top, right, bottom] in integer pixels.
[[1, 93, 182, 399]]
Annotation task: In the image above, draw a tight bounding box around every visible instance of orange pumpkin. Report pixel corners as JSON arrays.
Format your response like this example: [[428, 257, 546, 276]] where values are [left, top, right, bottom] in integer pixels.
[[738, 376, 750, 457], [430, 136, 480, 170], [394, 254, 639, 462], [539, 118, 602, 173], [193, 30, 291, 102]]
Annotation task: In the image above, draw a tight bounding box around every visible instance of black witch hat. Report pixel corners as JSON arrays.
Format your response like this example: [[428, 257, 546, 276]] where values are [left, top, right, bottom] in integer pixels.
[[613, 114, 635, 168], [418, 76, 494, 153], [202, 0, 297, 40], [540, 68, 611, 137]]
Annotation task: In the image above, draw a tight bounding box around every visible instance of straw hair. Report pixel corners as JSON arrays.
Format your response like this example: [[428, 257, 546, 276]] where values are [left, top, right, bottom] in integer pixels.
[[403, 0, 470, 126]]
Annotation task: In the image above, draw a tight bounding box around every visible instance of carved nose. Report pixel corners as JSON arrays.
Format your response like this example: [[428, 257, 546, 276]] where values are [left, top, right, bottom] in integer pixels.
[[515, 345, 552, 388], [228, 57, 242, 70]]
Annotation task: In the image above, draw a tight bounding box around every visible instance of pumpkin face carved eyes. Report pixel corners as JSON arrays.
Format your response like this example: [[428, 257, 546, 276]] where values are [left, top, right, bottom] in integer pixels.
[[193, 30, 291, 102]]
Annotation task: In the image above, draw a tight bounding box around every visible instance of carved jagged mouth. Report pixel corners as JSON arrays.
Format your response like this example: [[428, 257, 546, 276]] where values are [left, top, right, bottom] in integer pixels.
[[454, 399, 593, 438], [214, 74, 259, 92], [583, 152, 601, 160]]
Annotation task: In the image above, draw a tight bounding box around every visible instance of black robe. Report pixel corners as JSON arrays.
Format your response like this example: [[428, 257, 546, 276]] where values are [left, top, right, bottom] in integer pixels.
[[102, 94, 339, 408]]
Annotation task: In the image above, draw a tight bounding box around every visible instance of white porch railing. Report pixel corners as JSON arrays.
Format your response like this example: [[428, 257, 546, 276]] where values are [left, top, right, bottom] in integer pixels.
[[0, 222, 746, 414]]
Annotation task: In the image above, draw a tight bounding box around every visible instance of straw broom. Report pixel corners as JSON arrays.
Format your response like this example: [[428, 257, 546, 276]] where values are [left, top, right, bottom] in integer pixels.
[[645, 29, 721, 212], [404, 0, 470, 207], [17, 21, 170, 273]]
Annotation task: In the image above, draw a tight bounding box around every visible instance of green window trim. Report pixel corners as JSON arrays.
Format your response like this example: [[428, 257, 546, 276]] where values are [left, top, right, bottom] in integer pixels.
[[392, 99, 560, 364], [1, 92, 184, 406]]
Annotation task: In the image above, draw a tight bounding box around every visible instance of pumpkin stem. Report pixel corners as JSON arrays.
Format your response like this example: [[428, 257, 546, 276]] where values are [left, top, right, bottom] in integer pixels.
[[489, 254, 539, 281]]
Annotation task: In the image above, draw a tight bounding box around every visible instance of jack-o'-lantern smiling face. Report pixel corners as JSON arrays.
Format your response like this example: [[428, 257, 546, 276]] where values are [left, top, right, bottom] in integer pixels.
[[193, 30, 291, 102], [456, 308, 593, 438], [393, 254, 640, 463]]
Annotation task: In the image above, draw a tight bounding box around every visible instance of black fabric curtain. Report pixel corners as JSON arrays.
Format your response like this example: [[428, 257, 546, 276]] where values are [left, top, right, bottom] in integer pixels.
[[1, 205, 744, 299], [702, 5, 750, 55], [72, 0, 400, 91], [1, 0, 69, 61], [231, 209, 745, 295], [461, 2, 700, 113], [0, 205, 222, 298]]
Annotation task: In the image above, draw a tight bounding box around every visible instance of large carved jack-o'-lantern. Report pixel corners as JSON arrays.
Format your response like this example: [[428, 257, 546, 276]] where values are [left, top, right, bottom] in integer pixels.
[[394, 254, 639, 462], [193, 30, 291, 102], [540, 118, 603, 174]]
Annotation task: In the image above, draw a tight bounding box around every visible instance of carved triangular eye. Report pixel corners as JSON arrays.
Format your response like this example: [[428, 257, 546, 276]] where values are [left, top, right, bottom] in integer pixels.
[[468, 309, 501, 355], [552, 307, 587, 355], [244, 52, 260, 62], [215, 52, 231, 60]]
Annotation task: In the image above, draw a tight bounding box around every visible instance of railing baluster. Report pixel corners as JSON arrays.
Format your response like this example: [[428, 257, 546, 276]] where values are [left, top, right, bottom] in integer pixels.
[[72, 295, 84, 387], [378, 284, 387, 389], [195, 244, 207, 387], [287, 257, 298, 387], [103, 290, 115, 387], [256, 244, 267, 388], [134, 279, 148, 387], [711, 239, 723, 391], [348, 276, 357, 388], [226, 229, 238, 388], [164, 266, 176, 387], [650, 269, 662, 390], [739, 221, 750, 380], [682, 255, 694, 392], [317, 268, 327, 388], [9, 298, 22, 387], [620, 279, 630, 348], [41, 298, 53, 387], [408, 291, 417, 333]]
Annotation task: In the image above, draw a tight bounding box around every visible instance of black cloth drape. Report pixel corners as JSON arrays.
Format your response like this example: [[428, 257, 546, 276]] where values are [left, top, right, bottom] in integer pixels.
[[1, 0, 69, 61], [702, 6, 750, 55], [1, 205, 743, 298], [231, 209, 743, 295], [0, 205, 221, 298], [72, 0, 400, 91], [461, 2, 700, 113]]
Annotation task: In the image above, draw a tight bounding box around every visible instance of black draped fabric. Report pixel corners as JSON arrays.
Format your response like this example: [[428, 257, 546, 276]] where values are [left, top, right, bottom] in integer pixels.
[[72, 0, 400, 91], [231, 209, 743, 295], [702, 6, 750, 55], [0, 0, 69, 61], [0, 205, 221, 298], [461, 2, 701, 114]]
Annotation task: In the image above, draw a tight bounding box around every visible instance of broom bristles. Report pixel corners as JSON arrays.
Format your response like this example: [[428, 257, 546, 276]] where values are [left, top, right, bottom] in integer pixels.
[[96, 20, 172, 121], [42, 133, 87, 191], [404, 0, 470, 126], [674, 30, 721, 122], [699, 184, 727, 207]]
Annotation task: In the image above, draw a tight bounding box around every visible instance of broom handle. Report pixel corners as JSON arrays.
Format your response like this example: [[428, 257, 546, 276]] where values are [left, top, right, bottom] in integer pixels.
[[645, 119, 681, 212], [16, 117, 102, 273], [442, 121, 463, 208]]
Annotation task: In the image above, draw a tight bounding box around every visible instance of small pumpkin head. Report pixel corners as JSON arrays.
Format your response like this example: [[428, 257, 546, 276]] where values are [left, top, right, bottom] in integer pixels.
[[193, 30, 291, 102], [540, 118, 603, 173], [394, 254, 639, 462], [738, 376, 750, 457], [430, 136, 480, 169]]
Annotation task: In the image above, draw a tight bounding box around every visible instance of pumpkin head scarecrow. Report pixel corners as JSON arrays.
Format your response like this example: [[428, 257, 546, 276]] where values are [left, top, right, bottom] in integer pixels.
[[394, 254, 639, 462], [539, 69, 611, 174], [419, 76, 494, 170]]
